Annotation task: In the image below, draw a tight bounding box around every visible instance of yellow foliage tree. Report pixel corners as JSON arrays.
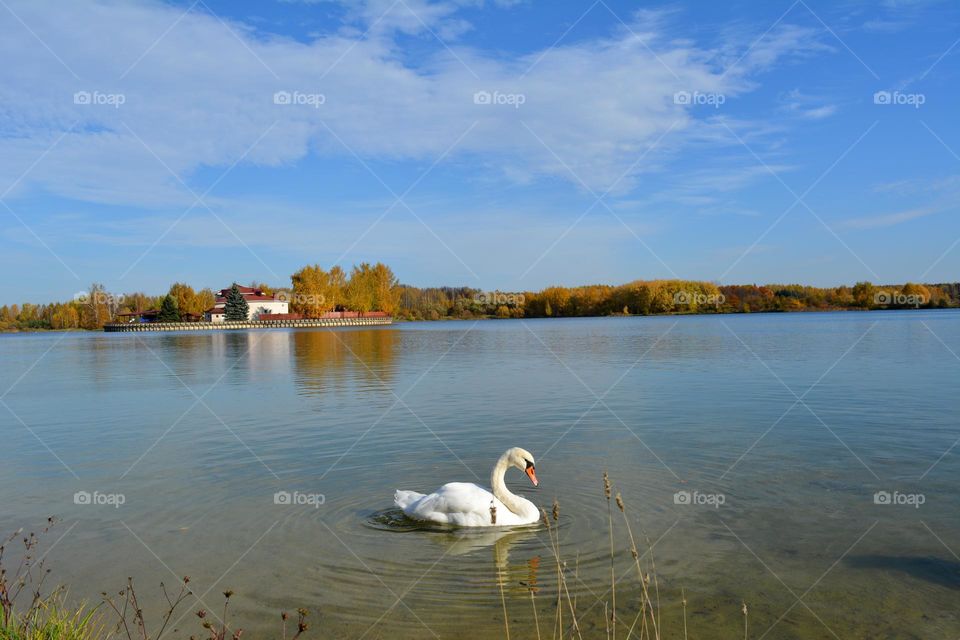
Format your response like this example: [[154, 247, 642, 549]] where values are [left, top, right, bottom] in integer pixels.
[[346, 263, 376, 313], [290, 265, 332, 318], [168, 283, 197, 316], [370, 262, 400, 314]]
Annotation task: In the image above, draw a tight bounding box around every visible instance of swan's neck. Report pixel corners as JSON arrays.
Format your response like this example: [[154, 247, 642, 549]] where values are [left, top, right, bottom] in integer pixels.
[[490, 453, 530, 517]]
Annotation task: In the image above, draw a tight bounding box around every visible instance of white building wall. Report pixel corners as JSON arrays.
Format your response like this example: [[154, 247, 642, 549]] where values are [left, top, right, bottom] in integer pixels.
[[248, 300, 288, 320], [205, 299, 288, 322]]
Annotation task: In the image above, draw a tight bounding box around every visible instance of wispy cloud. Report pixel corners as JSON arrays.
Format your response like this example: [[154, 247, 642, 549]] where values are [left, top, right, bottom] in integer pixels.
[[0, 0, 829, 208], [839, 206, 945, 230], [800, 104, 838, 119], [779, 88, 838, 120]]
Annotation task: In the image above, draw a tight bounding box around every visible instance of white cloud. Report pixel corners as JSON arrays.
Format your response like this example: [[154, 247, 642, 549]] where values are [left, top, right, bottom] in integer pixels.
[[862, 18, 911, 33], [778, 88, 838, 120], [800, 104, 837, 119], [839, 206, 945, 229], [842, 175, 960, 231], [0, 0, 828, 209]]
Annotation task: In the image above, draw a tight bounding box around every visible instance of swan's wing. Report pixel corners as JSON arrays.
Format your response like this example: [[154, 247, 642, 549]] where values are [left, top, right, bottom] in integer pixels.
[[399, 482, 497, 526]]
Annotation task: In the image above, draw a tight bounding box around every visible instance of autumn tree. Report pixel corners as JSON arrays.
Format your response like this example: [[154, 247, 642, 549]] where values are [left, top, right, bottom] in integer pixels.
[[290, 264, 331, 318], [50, 304, 79, 329], [625, 282, 652, 315], [396, 285, 452, 320], [81, 283, 113, 329], [900, 282, 930, 308], [195, 288, 216, 313], [346, 263, 376, 313], [168, 283, 197, 316], [327, 265, 347, 311], [852, 281, 875, 308], [120, 292, 153, 314], [370, 262, 400, 314], [540, 287, 570, 317]]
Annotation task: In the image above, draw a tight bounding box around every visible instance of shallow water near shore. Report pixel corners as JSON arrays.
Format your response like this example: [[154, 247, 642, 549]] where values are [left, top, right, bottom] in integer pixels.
[[2, 311, 959, 638]]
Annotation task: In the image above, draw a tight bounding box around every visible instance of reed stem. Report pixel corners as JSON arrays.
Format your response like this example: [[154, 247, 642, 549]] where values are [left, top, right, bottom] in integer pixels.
[[604, 472, 615, 640], [530, 590, 541, 640], [742, 601, 748, 640], [681, 587, 688, 640], [497, 567, 511, 640], [615, 491, 659, 640]]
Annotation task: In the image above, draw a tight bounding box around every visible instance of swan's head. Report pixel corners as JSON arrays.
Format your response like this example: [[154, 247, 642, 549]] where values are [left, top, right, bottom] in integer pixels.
[[506, 447, 538, 487]]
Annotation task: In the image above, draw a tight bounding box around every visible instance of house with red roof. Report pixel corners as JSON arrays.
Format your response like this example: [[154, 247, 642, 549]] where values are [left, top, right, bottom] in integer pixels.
[[204, 285, 289, 322]]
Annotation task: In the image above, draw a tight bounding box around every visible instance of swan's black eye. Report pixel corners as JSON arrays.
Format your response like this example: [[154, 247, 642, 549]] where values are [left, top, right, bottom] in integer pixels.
[[525, 459, 534, 469]]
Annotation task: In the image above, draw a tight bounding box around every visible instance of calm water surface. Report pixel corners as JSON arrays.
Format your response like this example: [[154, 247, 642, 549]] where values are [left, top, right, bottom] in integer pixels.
[[2, 312, 959, 639]]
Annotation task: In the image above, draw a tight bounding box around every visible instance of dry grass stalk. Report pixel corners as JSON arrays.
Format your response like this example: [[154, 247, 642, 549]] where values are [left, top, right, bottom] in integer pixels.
[[0, 518, 58, 630], [0, 518, 107, 640], [742, 601, 748, 640], [647, 533, 662, 635], [541, 506, 582, 640], [682, 588, 688, 640], [497, 553, 510, 640], [2, 519, 311, 640], [572, 552, 580, 630], [604, 471, 615, 640], [529, 589, 541, 640], [102, 576, 310, 640], [614, 489, 659, 640], [491, 502, 511, 638]]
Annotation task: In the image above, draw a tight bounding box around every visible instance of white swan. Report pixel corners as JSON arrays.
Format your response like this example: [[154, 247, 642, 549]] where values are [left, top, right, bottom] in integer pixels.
[[394, 447, 540, 527]]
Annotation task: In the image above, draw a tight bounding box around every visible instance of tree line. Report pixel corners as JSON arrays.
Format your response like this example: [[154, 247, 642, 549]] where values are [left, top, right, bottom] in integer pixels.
[[0, 263, 401, 331], [1, 274, 957, 331], [289, 262, 400, 317], [396, 280, 960, 320]]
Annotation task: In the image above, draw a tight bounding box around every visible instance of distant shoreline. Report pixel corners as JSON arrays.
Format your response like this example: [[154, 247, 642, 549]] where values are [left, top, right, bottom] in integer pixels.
[[2, 305, 955, 334]]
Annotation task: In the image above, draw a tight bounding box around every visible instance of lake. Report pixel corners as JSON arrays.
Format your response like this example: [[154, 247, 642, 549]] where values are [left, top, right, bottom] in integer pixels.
[[2, 312, 959, 639]]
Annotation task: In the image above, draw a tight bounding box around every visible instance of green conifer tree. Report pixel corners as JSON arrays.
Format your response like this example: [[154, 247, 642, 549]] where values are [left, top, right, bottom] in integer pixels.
[[157, 294, 180, 322], [224, 283, 249, 321]]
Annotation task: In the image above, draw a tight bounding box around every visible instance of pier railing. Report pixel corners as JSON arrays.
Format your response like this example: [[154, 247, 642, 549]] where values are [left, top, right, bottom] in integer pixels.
[[103, 316, 392, 332]]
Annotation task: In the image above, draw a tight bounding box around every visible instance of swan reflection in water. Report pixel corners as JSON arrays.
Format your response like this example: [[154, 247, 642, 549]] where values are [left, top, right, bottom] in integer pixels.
[[429, 525, 543, 593]]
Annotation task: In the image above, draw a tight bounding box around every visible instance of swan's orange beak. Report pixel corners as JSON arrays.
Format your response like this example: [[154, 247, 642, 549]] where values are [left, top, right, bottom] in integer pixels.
[[525, 465, 539, 487]]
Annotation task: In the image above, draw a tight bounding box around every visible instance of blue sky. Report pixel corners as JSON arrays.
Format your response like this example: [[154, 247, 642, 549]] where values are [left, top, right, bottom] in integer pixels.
[[1, 0, 958, 304]]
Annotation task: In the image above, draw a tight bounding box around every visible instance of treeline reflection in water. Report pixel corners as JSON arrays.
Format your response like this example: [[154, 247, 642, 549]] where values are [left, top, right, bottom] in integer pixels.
[[85, 327, 401, 395]]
